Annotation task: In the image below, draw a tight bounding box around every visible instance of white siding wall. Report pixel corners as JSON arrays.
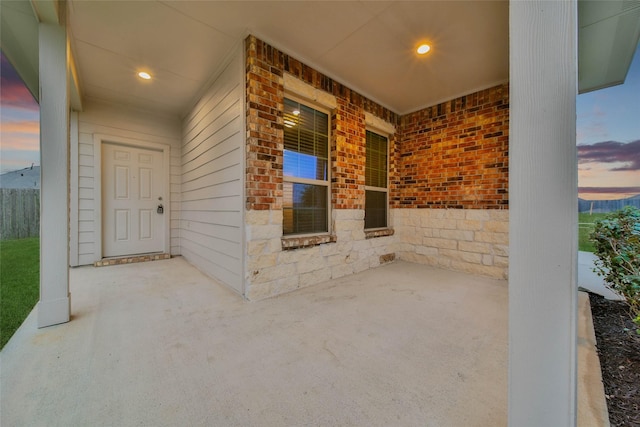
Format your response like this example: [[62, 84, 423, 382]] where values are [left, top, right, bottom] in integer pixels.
[[74, 99, 182, 265], [180, 51, 244, 294]]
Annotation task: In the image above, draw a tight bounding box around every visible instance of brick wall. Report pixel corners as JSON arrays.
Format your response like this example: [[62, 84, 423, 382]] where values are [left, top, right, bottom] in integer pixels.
[[245, 35, 399, 213], [244, 35, 511, 298], [244, 35, 401, 299], [331, 97, 366, 209], [393, 84, 509, 209], [245, 36, 284, 210]]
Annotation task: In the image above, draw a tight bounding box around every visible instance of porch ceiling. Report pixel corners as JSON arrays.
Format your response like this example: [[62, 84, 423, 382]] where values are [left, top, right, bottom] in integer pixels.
[[4, 1, 639, 117], [68, 0, 510, 116]]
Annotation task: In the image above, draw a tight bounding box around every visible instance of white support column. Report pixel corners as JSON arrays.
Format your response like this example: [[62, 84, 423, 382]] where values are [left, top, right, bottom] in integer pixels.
[[509, 1, 578, 426], [37, 20, 70, 328]]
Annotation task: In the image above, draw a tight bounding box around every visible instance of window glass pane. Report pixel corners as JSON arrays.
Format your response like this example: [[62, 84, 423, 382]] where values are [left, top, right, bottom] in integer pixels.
[[283, 98, 328, 180], [314, 108, 329, 140], [365, 190, 387, 229], [283, 182, 328, 235], [366, 131, 388, 188], [283, 151, 328, 180]]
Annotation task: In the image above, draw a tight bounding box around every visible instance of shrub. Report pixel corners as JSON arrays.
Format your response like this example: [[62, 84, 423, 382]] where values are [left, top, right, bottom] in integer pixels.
[[590, 206, 640, 333]]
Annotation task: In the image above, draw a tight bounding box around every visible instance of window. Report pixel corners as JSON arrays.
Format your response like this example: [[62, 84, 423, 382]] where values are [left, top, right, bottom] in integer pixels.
[[365, 130, 388, 229], [283, 98, 330, 235]]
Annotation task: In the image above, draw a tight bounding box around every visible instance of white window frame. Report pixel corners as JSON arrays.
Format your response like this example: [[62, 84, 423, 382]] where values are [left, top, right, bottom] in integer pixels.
[[364, 128, 389, 231], [282, 94, 332, 237]]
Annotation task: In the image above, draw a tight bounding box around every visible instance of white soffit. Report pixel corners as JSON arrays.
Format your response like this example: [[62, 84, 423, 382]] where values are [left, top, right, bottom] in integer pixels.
[[0, 0, 39, 100], [578, 0, 640, 94], [1, 1, 82, 110], [320, 0, 509, 115], [68, 1, 510, 116], [9, 1, 640, 116]]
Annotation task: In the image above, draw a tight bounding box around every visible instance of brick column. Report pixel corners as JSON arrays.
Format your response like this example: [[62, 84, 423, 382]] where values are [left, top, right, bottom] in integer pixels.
[[331, 97, 366, 210], [245, 35, 284, 211]]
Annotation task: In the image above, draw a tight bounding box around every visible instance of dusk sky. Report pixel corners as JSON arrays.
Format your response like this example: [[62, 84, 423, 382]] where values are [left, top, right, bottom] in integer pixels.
[[1, 45, 639, 198], [1, 52, 39, 174], [577, 44, 640, 200]]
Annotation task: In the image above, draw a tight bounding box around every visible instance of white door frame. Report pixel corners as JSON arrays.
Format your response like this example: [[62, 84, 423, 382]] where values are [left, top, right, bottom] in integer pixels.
[[93, 134, 171, 261]]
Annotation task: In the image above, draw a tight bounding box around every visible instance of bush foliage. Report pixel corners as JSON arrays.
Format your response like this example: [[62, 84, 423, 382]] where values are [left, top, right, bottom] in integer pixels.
[[591, 206, 640, 333]]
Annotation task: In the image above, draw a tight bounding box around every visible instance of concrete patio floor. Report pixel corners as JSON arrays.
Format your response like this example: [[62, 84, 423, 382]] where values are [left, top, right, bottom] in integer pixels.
[[1, 258, 608, 426]]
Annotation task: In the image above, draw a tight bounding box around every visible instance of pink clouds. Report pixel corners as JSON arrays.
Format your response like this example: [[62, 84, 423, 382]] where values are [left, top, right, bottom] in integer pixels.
[[0, 78, 37, 111], [577, 140, 640, 199], [577, 140, 640, 171], [1, 121, 39, 133], [1, 120, 40, 151], [579, 186, 640, 194], [1, 52, 40, 172], [1, 54, 38, 112]]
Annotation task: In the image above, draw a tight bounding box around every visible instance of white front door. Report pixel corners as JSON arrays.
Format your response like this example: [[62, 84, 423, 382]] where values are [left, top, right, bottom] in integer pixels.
[[102, 142, 165, 257]]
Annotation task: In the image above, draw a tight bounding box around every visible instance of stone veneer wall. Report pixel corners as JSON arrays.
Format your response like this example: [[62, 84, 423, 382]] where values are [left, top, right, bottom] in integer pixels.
[[244, 35, 509, 299], [393, 209, 509, 279], [246, 209, 398, 300], [391, 84, 510, 280]]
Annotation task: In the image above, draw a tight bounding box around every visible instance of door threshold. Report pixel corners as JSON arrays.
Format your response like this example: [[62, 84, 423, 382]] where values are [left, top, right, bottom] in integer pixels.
[[94, 253, 171, 267]]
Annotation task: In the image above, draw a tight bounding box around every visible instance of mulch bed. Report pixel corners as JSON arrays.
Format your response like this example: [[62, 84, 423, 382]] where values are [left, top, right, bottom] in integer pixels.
[[589, 293, 640, 427]]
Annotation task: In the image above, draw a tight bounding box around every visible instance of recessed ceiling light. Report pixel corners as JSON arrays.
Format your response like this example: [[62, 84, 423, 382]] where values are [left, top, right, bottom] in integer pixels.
[[138, 71, 151, 80], [417, 44, 431, 55]]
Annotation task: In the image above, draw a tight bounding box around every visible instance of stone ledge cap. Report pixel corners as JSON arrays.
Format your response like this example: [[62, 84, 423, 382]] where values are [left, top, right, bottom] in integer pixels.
[[365, 228, 395, 239], [281, 234, 337, 250]]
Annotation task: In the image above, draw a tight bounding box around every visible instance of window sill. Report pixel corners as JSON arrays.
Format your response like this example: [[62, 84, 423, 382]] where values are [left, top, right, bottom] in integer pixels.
[[364, 228, 395, 239], [281, 234, 336, 250]]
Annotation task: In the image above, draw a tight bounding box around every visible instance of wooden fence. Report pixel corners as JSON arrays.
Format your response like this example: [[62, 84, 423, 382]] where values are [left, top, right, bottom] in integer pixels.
[[0, 189, 40, 240], [578, 197, 640, 213]]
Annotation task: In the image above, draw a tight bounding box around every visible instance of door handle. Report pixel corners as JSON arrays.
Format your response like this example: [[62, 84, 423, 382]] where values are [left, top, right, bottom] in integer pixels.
[[157, 204, 164, 214]]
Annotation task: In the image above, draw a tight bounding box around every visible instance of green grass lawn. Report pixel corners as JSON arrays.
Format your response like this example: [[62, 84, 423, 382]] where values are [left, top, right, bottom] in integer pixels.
[[578, 212, 608, 253], [1, 238, 39, 350]]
